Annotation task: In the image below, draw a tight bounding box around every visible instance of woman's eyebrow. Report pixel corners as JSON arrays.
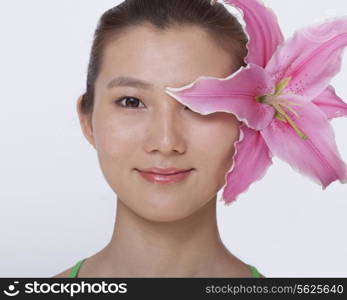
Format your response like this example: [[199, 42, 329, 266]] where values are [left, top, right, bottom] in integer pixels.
[[107, 76, 154, 90]]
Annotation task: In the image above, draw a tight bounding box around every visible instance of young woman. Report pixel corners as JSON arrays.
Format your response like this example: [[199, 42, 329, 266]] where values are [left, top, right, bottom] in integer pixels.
[[54, 0, 266, 278]]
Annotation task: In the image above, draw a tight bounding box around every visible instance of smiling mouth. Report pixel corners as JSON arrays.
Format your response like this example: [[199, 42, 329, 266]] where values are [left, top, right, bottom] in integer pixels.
[[142, 170, 192, 175], [135, 168, 194, 175], [136, 169, 194, 184]]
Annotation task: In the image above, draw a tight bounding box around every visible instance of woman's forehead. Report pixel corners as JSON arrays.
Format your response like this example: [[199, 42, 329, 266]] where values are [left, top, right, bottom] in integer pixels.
[[99, 25, 238, 89]]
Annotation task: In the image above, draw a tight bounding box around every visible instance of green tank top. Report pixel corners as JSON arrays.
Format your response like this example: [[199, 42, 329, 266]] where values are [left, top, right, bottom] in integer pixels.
[[69, 258, 262, 278]]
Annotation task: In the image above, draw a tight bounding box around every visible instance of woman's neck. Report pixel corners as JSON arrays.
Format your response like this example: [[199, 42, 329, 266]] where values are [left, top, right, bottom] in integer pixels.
[[89, 197, 248, 277]]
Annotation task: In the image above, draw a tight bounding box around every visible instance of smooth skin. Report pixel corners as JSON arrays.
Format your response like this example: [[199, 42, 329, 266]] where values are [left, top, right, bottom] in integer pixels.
[[53, 23, 265, 278]]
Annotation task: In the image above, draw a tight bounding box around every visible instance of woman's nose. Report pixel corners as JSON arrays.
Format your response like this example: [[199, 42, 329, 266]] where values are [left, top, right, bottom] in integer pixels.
[[143, 103, 187, 155]]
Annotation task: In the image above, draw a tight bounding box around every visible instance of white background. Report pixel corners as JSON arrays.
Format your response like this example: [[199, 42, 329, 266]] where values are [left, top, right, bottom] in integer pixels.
[[0, 0, 346, 277]]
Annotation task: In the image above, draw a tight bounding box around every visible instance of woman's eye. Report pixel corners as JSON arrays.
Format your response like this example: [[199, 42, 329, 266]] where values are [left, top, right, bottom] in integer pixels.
[[115, 96, 145, 109], [115, 97, 192, 112]]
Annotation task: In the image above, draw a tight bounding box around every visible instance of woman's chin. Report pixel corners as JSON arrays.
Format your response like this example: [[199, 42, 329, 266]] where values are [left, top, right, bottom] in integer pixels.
[[129, 200, 199, 223]]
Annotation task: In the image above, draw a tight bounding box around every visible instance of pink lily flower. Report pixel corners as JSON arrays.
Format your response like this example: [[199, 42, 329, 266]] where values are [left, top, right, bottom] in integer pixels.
[[165, 0, 347, 205]]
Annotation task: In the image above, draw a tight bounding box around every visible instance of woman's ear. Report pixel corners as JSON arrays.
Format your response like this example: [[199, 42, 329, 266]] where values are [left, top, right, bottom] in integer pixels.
[[76, 94, 96, 149]]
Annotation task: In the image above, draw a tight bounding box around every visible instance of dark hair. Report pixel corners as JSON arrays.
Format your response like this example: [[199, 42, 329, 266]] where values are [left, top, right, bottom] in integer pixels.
[[79, 0, 248, 115]]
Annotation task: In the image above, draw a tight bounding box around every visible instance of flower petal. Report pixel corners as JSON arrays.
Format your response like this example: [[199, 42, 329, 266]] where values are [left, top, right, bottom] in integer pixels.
[[261, 101, 347, 188], [266, 16, 347, 101], [166, 64, 276, 130], [312, 85, 347, 120], [225, 0, 284, 66], [222, 124, 273, 205]]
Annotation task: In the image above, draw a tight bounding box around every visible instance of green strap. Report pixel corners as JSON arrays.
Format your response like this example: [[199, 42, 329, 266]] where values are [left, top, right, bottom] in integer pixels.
[[248, 264, 261, 278], [69, 258, 86, 278]]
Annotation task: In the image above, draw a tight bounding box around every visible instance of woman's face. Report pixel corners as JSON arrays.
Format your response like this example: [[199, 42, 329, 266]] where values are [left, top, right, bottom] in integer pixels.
[[78, 24, 242, 222]]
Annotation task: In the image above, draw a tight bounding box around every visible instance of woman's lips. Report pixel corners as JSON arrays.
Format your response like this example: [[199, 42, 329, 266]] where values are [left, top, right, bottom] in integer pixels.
[[136, 169, 193, 184]]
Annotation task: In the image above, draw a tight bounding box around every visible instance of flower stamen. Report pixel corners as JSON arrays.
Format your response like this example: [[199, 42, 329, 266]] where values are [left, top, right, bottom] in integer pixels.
[[273, 103, 308, 140], [256, 77, 308, 140]]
